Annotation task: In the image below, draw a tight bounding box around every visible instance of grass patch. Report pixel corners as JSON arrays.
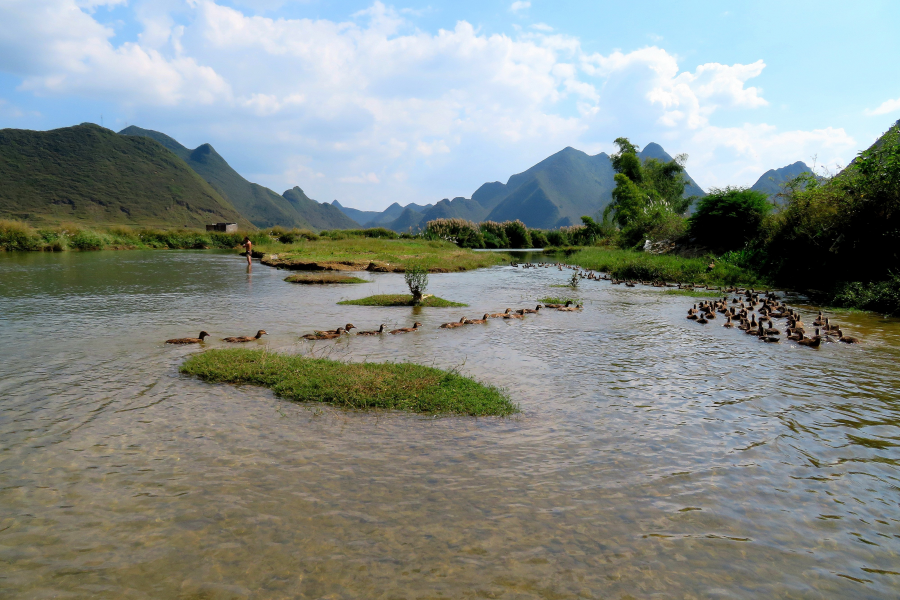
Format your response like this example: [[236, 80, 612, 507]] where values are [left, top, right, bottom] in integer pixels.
[[285, 273, 368, 284], [564, 247, 767, 288], [538, 296, 582, 305], [180, 348, 517, 416], [337, 294, 467, 307], [257, 237, 508, 272], [550, 283, 578, 288]]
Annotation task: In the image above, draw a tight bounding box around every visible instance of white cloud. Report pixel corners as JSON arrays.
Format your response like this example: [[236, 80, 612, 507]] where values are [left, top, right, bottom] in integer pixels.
[[510, 1, 530, 13], [0, 1, 864, 207], [865, 96, 900, 116]]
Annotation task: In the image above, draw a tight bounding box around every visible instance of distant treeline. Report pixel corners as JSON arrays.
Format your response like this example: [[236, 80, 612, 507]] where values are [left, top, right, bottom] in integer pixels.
[[423, 217, 604, 249]]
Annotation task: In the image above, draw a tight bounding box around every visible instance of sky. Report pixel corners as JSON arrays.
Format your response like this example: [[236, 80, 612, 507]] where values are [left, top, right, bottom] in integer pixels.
[[1, 0, 898, 211]]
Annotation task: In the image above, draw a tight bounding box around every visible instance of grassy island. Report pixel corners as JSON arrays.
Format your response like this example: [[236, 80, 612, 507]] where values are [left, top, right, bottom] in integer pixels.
[[285, 273, 368, 284], [180, 349, 517, 416], [337, 294, 467, 307]]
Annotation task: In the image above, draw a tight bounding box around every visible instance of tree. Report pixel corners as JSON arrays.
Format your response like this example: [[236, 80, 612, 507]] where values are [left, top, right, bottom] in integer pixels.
[[688, 187, 772, 252], [604, 137, 693, 246], [405, 264, 429, 304]]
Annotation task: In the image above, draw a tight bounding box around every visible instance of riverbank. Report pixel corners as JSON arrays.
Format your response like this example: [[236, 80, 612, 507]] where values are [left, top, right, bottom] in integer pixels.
[[257, 237, 508, 272], [180, 348, 517, 416]]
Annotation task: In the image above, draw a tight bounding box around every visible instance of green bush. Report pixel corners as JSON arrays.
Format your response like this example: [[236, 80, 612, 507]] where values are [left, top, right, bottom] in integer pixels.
[[503, 220, 532, 248], [68, 228, 108, 250], [688, 187, 772, 251], [529, 229, 549, 248], [0, 219, 43, 250]]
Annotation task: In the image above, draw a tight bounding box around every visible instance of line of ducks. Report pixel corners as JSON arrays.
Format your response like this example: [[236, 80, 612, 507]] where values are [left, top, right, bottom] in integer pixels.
[[514, 261, 735, 291], [299, 302, 584, 340], [686, 292, 860, 347], [166, 330, 267, 344]]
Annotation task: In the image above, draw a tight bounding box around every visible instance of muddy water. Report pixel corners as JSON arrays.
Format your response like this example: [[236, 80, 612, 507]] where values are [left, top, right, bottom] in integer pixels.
[[1, 250, 899, 599]]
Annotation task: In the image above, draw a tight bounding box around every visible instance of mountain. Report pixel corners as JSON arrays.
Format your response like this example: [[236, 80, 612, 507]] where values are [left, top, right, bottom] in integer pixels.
[[378, 142, 706, 231], [119, 126, 358, 231], [331, 200, 432, 228], [750, 161, 812, 197], [0, 124, 251, 228], [282, 187, 360, 230]]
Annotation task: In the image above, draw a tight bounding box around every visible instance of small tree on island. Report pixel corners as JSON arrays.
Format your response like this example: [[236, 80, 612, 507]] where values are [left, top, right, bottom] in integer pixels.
[[405, 264, 429, 304]]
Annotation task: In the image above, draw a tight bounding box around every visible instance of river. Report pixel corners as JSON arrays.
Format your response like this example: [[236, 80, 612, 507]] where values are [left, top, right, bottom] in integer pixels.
[[1, 250, 899, 598]]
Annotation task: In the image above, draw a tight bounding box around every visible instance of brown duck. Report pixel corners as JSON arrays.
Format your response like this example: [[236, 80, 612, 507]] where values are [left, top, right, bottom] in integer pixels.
[[223, 330, 267, 343], [166, 331, 210, 344], [315, 324, 356, 335], [464, 314, 490, 325], [517, 305, 542, 314], [357, 324, 386, 336], [390, 322, 423, 334], [302, 327, 347, 340], [440, 317, 467, 329], [797, 328, 822, 348]]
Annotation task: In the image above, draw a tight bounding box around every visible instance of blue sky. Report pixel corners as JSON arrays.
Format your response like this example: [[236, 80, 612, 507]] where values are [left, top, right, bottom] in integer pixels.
[[1, 0, 898, 210]]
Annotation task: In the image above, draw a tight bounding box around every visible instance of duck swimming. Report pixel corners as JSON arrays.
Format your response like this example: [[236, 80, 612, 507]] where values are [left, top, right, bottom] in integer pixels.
[[464, 314, 490, 325], [223, 330, 267, 343], [390, 322, 422, 334], [302, 327, 346, 340], [166, 331, 210, 344], [357, 324, 386, 336], [440, 317, 467, 329]]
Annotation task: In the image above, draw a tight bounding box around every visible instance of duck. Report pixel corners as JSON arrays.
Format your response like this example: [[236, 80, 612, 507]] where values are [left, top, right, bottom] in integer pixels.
[[315, 324, 356, 335], [823, 318, 840, 332], [502, 309, 524, 319], [797, 328, 822, 348], [490, 308, 514, 318], [836, 329, 861, 344], [440, 317, 467, 329], [543, 300, 571, 309], [302, 327, 346, 340], [812, 312, 825, 326], [517, 305, 542, 314], [166, 331, 210, 344], [723, 316, 734, 328], [390, 322, 423, 334], [558, 303, 582, 312], [464, 314, 490, 325], [223, 330, 267, 343], [696, 315, 708, 324], [357, 324, 386, 336], [687, 313, 699, 320]]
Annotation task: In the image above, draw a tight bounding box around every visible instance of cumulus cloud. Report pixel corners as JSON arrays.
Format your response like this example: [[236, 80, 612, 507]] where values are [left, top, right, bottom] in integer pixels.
[[0, 0, 861, 208], [865, 96, 900, 116]]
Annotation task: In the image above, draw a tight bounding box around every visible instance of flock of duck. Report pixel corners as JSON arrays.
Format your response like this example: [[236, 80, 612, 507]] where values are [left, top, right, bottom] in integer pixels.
[[685, 291, 860, 346], [165, 260, 860, 347], [165, 301, 583, 344]]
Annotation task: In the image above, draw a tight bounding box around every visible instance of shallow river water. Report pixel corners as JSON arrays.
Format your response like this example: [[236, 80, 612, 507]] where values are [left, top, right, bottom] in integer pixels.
[[1, 250, 899, 599]]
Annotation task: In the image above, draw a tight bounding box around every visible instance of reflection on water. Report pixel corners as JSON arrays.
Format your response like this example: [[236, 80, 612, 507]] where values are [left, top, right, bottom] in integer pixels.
[[1, 250, 899, 598]]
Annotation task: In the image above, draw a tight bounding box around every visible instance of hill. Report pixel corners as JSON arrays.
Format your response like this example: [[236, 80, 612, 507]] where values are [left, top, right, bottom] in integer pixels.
[[378, 142, 706, 231], [332, 200, 431, 227], [119, 126, 359, 231], [0, 124, 251, 228], [750, 161, 812, 197]]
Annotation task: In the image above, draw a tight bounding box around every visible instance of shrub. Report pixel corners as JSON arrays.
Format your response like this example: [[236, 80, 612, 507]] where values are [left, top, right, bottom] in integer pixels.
[[404, 263, 429, 304], [479, 221, 510, 248], [68, 228, 108, 250], [529, 229, 549, 248], [503, 220, 532, 248], [688, 187, 772, 252], [0, 219, 42, 251]]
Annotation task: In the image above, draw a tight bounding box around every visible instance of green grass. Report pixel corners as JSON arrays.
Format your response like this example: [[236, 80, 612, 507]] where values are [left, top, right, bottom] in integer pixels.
[[563, 247, 767, 288], [285, 273, 368, 284], [538, 296, 582, 305], [257, 237, 508, 272], [180, 349, 517, 416], [337, 294, 467, 307]]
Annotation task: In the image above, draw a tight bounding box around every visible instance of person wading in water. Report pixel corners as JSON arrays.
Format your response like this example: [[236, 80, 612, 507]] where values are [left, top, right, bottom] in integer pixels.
[[242, 236, 253, 266]]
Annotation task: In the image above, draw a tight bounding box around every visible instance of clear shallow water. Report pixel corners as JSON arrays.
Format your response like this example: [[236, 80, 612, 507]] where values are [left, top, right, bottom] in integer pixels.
[[1, 250, 899, 599]]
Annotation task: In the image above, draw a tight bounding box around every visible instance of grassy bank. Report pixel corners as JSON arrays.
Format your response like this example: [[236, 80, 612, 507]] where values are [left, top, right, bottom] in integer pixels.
[[337, 294, 467, 307], [180, 349, 517, 416], [258, 237, 508, 273], [285, 273, 368, 284], [562, 247, 769, 288], [0, 219, 293, 252]]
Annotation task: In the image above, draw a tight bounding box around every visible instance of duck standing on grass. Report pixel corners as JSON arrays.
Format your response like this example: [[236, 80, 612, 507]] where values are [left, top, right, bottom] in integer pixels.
[[223, 330, 267, 343], [166, 331, 210, 344]]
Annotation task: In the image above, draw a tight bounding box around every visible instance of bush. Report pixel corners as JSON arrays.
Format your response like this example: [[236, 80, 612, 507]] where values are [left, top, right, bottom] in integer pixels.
[[479, 221, 510, 248], [0, 219, 43, 251], [404, 263, 429, 304], [68, 228, 108, 250], [830, 275, 900, 315], [529, 229, 549, 248], [688, 187, 772, 252], [503, 220, 532, 248]]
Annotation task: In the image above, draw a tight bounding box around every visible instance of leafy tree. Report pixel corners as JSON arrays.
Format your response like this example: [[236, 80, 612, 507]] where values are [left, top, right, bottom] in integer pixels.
[[604, 137, 693, 246], [405, 264, 429, 304], [688, 187, 772, 252]]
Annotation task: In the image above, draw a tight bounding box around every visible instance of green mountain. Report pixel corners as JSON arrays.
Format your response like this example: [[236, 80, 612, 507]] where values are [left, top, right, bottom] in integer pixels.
[[378, 142, 706, 231], [119, 126, 359, 231], [282, 187, 360, 230], [331, 200, 431, 227], [0, 123, 251, 228], [750, 161, 812, 198]]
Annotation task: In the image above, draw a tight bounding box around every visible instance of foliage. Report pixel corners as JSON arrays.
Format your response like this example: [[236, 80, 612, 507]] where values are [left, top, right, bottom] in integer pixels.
[[828, 274, 900, 315], [181, 349, 517, 416], [404, 263, 429, 304], [284, 274, 368, 284], [604, 137, 693, 246], [337, 294, 467, 307], [688, 187, 772, 251], [503, 220, 532, 248]]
